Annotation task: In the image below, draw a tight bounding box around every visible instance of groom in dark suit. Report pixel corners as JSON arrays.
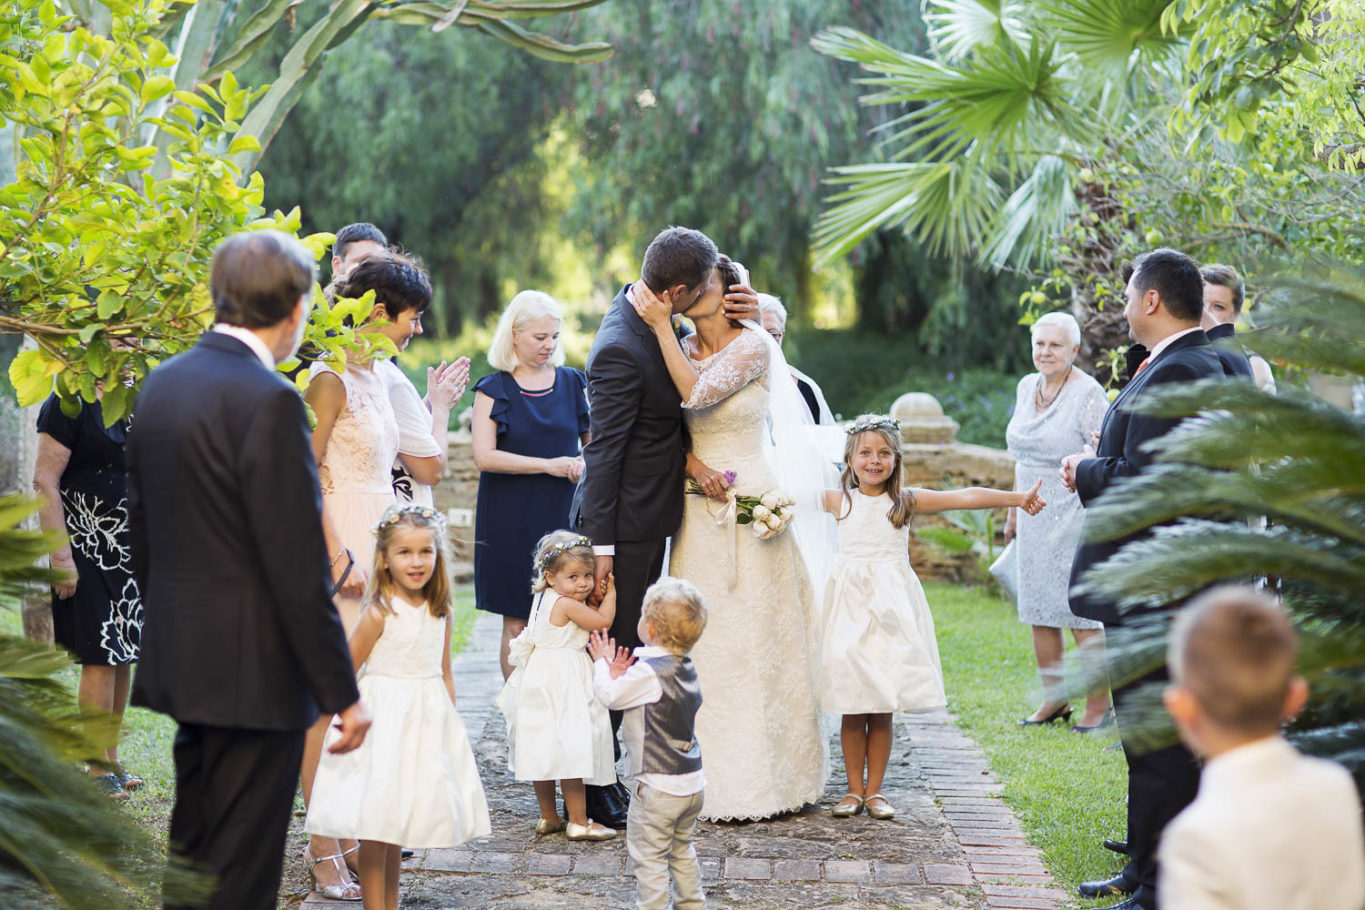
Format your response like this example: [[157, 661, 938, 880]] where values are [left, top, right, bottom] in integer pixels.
[[577, 226, 759, 825], [127, 231, 371, 909], [1062, 248, 1224, 910]]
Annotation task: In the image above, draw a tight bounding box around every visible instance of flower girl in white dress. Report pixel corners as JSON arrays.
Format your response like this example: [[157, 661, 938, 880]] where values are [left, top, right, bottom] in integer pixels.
[[820, 416, 1046, 821], [308, 504, 490, 909], [496, 531, 618, 840]]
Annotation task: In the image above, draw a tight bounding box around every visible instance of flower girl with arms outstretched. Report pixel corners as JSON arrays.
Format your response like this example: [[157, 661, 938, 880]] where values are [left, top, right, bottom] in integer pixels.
[[496, 531, 619, 840], [307, 504, 490, 910], [820, 415, 1045, 820]]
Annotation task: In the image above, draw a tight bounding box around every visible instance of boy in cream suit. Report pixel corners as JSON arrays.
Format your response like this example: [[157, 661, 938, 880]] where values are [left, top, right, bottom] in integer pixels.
[[590, 578, 708, 910], [1159, 587, 1365, 910]]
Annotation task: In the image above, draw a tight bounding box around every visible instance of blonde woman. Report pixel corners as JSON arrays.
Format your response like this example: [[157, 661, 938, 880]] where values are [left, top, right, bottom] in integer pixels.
[[472, 290, 590, 679]]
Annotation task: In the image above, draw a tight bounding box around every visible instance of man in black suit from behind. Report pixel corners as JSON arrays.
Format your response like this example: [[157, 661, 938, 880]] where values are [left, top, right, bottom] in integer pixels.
[[1060, 249, 1225, 910], [127, 230, 371, 909]]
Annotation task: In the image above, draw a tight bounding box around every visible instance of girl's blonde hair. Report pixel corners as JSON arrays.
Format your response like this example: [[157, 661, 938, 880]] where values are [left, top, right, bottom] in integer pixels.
[[487, 290, 566, 372], [366, 503, 451, 618], [531, 530, 595, 593], [839, 414, 916, 529]]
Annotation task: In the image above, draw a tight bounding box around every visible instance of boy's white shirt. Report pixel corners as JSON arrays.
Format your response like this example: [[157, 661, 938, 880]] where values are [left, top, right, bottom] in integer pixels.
[[1158, 734, 1365, 910], [593, 645, 705, 797]]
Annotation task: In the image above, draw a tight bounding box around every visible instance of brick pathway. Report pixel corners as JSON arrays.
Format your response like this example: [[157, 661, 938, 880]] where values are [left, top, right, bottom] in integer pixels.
[[299, 612, 1069, 909]]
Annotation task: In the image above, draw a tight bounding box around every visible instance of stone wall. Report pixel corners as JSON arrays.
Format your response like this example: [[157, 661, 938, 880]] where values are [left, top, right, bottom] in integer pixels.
[[434, 391, 1015, 586]]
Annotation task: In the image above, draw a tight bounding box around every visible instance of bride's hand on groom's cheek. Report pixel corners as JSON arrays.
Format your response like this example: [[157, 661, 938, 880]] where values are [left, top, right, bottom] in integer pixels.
[[631, 283, 672, 329]]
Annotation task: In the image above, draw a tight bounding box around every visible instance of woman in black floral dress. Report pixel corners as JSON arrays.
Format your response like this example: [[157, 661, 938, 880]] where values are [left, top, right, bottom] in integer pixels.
[[33, 393, 143, 799]]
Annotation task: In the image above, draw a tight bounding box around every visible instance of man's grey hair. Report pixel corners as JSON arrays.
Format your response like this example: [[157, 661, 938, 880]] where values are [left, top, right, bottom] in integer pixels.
[[756, 293, 787, 331]]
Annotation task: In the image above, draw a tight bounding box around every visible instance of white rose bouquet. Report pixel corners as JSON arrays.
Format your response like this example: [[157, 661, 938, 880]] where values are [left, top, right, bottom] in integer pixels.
[[686, 472, 795, 540]]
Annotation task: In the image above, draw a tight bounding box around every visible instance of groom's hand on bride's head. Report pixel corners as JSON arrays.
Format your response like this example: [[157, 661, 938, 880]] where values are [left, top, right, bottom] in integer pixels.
[[722, 282, 758, 320]]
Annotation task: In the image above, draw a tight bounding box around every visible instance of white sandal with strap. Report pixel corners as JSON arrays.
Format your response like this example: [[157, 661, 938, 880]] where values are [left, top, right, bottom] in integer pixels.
[[303, 846, 362, 901]]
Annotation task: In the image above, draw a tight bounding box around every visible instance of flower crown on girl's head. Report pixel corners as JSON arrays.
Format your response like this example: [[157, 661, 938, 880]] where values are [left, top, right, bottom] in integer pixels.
[[846, 417, 900, 436], [536, 535, 593, 572], [372, 503, 445, 537]]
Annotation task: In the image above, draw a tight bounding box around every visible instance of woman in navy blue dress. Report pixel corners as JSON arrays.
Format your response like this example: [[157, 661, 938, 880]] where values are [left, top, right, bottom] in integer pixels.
[[472, 290, 590, 678]]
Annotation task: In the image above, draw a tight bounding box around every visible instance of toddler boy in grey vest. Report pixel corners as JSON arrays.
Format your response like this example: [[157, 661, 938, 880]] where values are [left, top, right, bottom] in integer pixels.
[[590, 577, 707, 910]]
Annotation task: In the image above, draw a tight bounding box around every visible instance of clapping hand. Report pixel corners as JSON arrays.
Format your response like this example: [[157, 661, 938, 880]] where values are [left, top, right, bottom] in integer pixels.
[[427, 357, 471, 411], [630, 282, 674, 331], [1017, 478, 1047, 516]]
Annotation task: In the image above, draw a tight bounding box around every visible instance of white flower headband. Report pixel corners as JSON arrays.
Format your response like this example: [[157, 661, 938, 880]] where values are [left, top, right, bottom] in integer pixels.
[[373, 503, 445, 537], [536, 535, 593, 572], [846, 417, 901, 436]]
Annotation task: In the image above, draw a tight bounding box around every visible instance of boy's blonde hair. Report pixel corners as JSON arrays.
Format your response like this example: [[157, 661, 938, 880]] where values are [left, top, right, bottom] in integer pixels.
[[641, 577, 707, 654], [367, 503, 451, 619], [531, 529, 595, 593], [1169, 586, 1297, 736], [839, 414, 916, 529]]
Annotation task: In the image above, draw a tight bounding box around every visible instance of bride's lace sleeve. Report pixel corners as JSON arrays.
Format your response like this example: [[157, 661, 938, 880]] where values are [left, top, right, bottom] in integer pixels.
[[683, 330, 770, 410]]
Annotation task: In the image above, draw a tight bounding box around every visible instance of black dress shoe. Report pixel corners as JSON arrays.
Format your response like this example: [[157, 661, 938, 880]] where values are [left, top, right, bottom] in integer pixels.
[[401, 848, 415, 859], [1079, 872, 1136, 898], [1097, 897, 1143, 910], [1103, 838, 1129, 854], [1017, 704, 1073, 726], [583, 782, 630, 829]]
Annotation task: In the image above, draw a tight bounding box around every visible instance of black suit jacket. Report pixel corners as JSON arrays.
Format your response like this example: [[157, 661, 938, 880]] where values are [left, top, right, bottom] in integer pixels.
[[1204, 322, 1255, 380], [578, 286, 686, 546], [1069, 330, 1223, 625], [127, 332, 359, 730]]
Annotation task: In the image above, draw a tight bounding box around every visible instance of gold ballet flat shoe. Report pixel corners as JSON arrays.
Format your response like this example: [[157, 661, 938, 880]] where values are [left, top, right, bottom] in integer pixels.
[[535, 818, 567, 835], [831, 794, 864, 818], [864, 794, 896, 820], [566, 820, 617, 841]]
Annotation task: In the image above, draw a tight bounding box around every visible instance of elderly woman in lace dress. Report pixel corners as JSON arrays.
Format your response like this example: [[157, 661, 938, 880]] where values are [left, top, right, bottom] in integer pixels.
[[1004, 313, 1112, 732]]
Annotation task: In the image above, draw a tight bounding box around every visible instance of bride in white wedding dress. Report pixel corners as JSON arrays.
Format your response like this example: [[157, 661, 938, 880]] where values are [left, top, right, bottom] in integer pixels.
[[631, 256, 826, 821]]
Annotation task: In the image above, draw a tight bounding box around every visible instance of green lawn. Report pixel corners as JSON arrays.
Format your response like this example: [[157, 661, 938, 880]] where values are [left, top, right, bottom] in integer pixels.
[[928, 581, 1129, 903]]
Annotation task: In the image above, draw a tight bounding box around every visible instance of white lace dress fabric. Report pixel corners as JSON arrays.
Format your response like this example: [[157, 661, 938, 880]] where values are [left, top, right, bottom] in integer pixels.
[[820, 489, 945, 714], [1004, 371, 1108, 629], [310, 360, 399, 632], [307, 598, 491, 847], [666, 328, 827, 821]]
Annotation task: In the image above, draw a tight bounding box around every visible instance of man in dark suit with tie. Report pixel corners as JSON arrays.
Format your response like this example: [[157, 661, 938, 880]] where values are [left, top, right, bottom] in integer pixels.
[[127, 230, 371, 909], [1061, 249, 1224, 910]]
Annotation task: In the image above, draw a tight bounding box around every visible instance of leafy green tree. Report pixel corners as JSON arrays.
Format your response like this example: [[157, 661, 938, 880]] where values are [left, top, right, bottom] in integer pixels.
[[255, 16, 572, 332], [561, 0, 927, 319], [811, 0, 1189, 362], [1078, 262, 1365, 788], [1164, 0, 1365, 169]]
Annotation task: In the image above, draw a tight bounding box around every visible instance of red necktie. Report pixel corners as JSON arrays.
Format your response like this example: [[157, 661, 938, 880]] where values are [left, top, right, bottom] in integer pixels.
[[1133, 357, 1152, 377]]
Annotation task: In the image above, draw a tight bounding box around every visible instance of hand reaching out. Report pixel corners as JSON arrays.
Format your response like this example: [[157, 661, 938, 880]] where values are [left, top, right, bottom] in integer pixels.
[[1017, 478, 1047, 516], [606, 644, 635, 679], [587, 629, 634, 677]]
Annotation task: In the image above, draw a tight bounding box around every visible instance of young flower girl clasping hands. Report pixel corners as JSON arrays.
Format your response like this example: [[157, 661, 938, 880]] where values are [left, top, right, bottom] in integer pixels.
[[820, 415, 1045, 821], [307, 504, 490, 910]]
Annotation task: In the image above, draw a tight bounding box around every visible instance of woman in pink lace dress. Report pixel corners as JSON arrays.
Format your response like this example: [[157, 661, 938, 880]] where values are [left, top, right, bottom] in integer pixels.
[[295, 258, 429, 899]]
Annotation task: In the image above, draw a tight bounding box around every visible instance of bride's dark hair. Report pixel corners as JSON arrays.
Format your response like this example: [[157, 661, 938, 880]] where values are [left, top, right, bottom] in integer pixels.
[[716, 254, 744, 329]]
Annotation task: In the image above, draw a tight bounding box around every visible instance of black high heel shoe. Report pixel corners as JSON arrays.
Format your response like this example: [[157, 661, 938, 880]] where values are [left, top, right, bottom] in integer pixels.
[[1017, 704, 1073, 727]]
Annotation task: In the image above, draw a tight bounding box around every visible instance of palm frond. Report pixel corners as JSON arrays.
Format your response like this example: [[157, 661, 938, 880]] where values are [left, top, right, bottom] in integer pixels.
[[923, 0, 1031, 61], [813, 161, 1005, 267], [1037, 0, 1183, 74], [981, 153, 1075, 267]]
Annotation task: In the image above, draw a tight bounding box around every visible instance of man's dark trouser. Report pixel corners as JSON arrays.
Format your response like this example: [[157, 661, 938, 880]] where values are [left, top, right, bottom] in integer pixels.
[[1112, 659, 1201, 910], [166, 723, 305, 910]]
